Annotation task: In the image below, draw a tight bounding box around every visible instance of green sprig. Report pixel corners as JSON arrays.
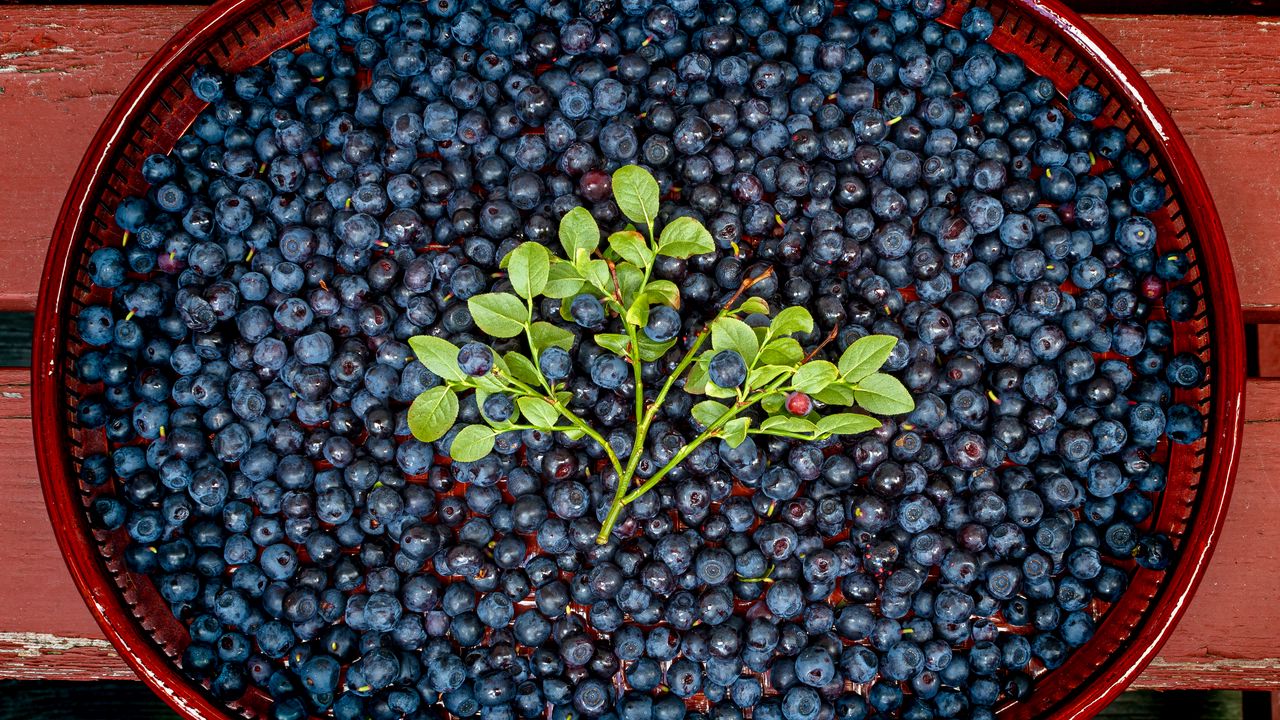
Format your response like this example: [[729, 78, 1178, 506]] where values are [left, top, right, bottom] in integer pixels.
[[407, 165, 914, 544]]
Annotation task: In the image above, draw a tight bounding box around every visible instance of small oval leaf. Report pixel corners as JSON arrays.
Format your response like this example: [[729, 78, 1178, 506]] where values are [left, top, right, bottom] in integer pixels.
[[814, 412, 882, 438], [408, 336, 465, 382], [612, 165, 660, 228], [559, 206, 600, 260], [839, 334, 900, 382], [450, 424, 496, 462], [530, 321, 575, 352], [711, 317, 759, 363], [770, 306, 814, 337], [658, 216, 715, 258], [407, 386, 459, 443], [691, 400, 730, 430], [467, 293, 527, 339], [517, 396, 561, 429], [609, 231, 654, 268], [853, 372, 915, 415], [792, 361, 839, 395], [509, 242, 551, 299]]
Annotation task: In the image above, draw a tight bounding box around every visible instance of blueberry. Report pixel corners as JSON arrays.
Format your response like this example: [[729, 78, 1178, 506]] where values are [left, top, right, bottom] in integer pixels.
[[457, 343, 493, 376], [590, 354, 628, 390], [708, 350, 747, 388], [645, 305, 681, 342], [569, 294, 606, 329]]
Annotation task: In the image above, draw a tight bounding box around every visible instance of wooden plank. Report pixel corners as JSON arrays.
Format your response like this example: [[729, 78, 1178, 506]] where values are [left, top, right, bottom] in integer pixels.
[[0, 12, 1279, 313], [0, 8, 196, 312], [1, 367, 1279, 684]]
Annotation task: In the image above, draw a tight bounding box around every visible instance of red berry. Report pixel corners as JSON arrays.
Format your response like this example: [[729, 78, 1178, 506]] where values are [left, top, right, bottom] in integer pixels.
[[786, 392, 812, 415], [578, 170, 612, 203], [1140, 274, 1164, 300]]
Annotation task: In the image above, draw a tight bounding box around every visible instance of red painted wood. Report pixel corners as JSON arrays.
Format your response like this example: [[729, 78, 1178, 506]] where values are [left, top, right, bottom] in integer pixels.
[[0, 11, 1277, 316], [0, 0, 1262, 700], [0, 373, 1275, 684], [1256, 325, 1280, 377]]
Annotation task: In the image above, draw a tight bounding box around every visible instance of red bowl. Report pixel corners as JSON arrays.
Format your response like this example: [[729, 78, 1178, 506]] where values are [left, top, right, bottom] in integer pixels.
[[32, 0, 1245, 718]]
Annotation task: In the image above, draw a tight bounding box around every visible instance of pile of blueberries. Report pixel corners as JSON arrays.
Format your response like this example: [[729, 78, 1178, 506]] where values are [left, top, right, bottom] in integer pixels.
[[73, 0, 1206, 717]]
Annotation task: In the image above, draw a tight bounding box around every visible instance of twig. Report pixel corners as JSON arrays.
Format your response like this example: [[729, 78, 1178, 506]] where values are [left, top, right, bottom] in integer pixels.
[[802, 323, 841, 364]]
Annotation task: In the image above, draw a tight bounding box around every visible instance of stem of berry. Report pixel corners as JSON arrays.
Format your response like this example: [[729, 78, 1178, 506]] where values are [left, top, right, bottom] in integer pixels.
[[594, 339, 790, 545], [497, 370, 624, 477]]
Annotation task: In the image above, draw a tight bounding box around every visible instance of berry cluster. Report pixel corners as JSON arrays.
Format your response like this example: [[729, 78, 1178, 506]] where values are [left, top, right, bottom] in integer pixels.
[[74, 0, 1204, 718]]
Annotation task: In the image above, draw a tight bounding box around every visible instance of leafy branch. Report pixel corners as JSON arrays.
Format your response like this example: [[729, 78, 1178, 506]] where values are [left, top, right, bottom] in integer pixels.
[[406, 166, 914, 545]]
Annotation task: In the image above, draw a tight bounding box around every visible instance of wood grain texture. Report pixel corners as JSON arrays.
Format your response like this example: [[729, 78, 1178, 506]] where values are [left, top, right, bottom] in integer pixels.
[[0, 366, 1275, 683], [0, 12, 1279, 312]]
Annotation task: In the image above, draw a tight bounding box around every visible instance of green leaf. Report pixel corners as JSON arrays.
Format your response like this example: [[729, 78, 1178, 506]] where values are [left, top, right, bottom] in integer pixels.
[[517, 396, 560, 429], [559, 206, 600, 260], [409, 336, 465, 382], [748, 365, 792, 389], [758, 338, 804, 367], [636, 335, 675, 362], [770, 306, 814, 337], [760, 415, 817, 434], [616, 263, 645, 307], [467, 293, 528, 339], [684, 363, 709, 395], [645, 280, 681, 309], [703, 379, 738, 399], [839, 334, 900, 382], [407, 386, 459, 442], [691, 400, 730, 429], [721, 417, 750, 447], [595, 333, 630, 357], [612, 165, 660, 228], [737, 296, 770, 316], [657, 216, 715, 258], [711, 317, 759, 364], [503, 351, 541, 386], [562, 427, 586, 441], [626, 296, 650, 328], [792, 361, 839, 395], [472, 373, 510, 394], [450, 425, 496, 462], [544, 260, 585, 299], [530, 321, 575, 352], [761, 392, 786, 414], [853, 372, 915, 415], [608, 231, 654, 268], [583, 259, 614, 296], [814, 413, 882, 438], [509, 242, 551, 299], [812, 381, 857, 406]]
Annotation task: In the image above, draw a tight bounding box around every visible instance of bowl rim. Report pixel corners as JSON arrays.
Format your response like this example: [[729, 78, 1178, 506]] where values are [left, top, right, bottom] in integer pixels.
[[31, 0, 1245, 718]]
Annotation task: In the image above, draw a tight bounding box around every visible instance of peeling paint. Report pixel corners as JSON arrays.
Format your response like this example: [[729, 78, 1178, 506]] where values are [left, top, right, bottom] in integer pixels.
[[1141, 68, 1173, 78], [0, 392, 23, 399], [0, 632, 114, 658]]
